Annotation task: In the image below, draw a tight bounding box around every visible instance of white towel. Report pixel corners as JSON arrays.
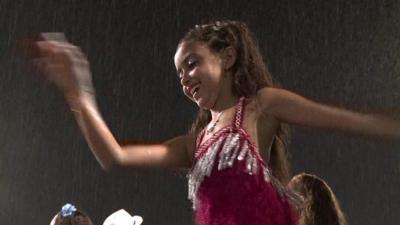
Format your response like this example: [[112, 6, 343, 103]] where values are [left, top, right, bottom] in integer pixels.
[[103, 209, 143, 225]]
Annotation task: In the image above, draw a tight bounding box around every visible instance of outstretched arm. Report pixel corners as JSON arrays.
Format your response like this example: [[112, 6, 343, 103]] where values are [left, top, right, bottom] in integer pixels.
[[71, 96, 194, 170], [258, 87, 400, 140], [32, 34, 194, 170]]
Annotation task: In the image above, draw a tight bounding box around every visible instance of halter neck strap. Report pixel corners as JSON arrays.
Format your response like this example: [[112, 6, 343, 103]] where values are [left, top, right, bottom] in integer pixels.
[[232, 97, 246, 128], [195, 97, 246, 149]]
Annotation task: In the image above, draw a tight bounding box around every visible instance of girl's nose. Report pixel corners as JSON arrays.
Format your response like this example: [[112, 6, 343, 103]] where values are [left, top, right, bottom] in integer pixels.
[[180, 72, 191, 86]]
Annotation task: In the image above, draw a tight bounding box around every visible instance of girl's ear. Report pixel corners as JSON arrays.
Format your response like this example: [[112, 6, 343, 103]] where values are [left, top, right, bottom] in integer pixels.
[[221, 46, 237, 70]]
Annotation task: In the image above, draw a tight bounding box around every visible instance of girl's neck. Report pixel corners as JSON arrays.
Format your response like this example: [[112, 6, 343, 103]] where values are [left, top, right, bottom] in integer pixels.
[[210, 95, 239, 119], [209, 73, 238, 119]]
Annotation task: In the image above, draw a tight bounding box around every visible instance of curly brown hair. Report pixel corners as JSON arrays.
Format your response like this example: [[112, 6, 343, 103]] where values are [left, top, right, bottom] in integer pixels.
[[53, 210, 93, 225], [289, 173, 347, 225], [179, 20, 291, 183]]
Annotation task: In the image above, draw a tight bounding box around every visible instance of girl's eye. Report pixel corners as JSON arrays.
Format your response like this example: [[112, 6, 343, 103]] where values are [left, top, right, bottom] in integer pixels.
[[187, 58, 197, 69]]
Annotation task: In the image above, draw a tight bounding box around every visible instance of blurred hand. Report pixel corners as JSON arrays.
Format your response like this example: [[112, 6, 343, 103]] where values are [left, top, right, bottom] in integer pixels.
[[32, 33, 94, 102]]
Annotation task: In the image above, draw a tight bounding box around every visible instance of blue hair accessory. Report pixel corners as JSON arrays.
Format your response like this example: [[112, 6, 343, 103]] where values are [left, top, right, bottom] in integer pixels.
[[60, 203, 77, 217]]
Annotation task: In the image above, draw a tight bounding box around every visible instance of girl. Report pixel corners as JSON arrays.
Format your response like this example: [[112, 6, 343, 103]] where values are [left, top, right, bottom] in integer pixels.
[[287, 173, 347, 225], [33, 21, 399, 225], [50, 203, 93, 225]]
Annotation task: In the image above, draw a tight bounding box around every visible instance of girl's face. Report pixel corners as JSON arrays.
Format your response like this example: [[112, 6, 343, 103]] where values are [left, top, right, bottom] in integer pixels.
[[174, 41, 229, 110]]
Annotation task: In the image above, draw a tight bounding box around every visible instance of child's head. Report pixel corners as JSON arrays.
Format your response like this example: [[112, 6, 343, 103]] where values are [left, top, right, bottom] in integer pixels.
[[180, 21, 290, 183], [50, 203, 93, 225], [288, 173, 347, 225], [177, 20, 274, 99]]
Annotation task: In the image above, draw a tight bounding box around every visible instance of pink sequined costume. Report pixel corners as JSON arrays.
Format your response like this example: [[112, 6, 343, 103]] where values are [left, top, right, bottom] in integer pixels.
[[188, 97, 301, 225]]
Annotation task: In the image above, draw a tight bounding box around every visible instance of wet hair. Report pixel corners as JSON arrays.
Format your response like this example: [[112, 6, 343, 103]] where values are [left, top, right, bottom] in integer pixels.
[[52, 209, 93, 225], [288, 173, 347, 225], [179, 20, 291, 183]]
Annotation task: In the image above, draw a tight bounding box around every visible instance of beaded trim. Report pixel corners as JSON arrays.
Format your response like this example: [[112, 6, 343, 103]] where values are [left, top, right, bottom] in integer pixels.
[[188, 97, 304, 210]]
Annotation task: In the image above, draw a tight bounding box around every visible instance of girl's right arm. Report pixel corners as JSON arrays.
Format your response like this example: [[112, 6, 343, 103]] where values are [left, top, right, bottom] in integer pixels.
[[70, 95, 194, 170], [33, 36, 195, 170]]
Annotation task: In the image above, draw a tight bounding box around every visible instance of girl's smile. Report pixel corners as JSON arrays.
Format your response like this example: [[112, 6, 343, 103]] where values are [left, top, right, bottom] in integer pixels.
[[174, 41, 236, 111], [175, 41, 224, 109]]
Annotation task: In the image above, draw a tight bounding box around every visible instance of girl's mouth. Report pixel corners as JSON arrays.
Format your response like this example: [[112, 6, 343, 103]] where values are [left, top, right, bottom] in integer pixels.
[[189, 84, 200, 97]]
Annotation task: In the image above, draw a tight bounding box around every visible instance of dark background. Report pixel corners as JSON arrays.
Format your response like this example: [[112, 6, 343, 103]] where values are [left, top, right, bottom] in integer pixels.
[[1, 0, 400, 224]]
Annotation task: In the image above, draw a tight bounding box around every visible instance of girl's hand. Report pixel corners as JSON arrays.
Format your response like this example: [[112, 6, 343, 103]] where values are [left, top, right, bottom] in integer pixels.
[[33, 33, 94, 103]]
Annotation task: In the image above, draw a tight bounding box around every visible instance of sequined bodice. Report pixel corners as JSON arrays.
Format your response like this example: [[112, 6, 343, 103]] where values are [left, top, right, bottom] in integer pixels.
[[187, 98, 301, 225]]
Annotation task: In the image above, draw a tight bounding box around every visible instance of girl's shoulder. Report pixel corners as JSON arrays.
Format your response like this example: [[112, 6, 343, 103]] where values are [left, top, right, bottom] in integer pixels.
[[256, 86, 288, 99], [255, 87, 286, 112]]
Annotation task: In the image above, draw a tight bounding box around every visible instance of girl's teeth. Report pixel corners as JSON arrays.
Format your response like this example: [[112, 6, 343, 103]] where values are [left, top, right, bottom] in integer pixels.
[[193, 87, 199, 95]]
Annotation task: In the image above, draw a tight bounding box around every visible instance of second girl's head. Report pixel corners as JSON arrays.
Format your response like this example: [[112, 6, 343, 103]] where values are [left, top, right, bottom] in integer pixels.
[[50, 203, 93, 225], [288, 173, 347, 225]]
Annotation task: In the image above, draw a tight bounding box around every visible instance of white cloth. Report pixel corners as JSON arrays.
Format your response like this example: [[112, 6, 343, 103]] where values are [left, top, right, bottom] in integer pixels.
[[103, 209, 143, 225]]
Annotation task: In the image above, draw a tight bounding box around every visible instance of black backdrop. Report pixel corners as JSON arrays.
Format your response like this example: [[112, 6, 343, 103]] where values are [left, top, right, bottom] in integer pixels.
[[1, 0, 400, 224]]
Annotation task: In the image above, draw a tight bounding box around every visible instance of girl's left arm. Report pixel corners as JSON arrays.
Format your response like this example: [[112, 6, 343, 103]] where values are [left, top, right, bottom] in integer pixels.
[[258, 87, 400, 140]]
